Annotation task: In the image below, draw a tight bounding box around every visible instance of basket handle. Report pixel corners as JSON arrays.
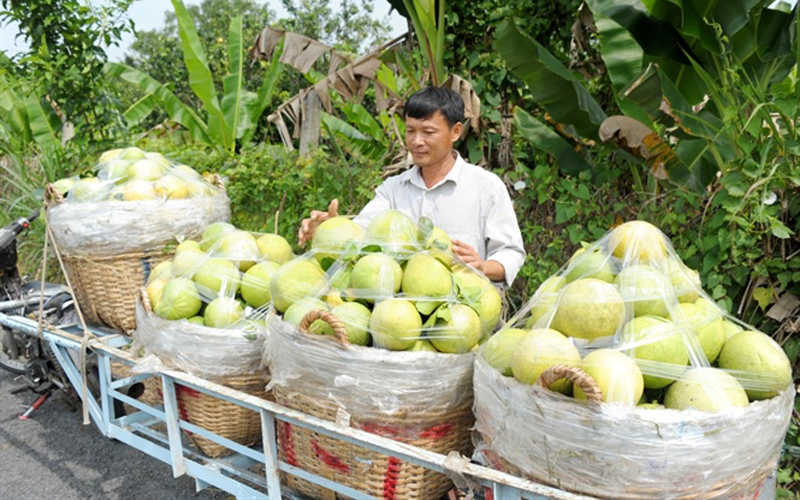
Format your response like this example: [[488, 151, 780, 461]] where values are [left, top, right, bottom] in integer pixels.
[[140, 287, 153, 314], [536, 364, 602, 402], [44, 184, 65, 207], [211, 173, 225, 192], [299, 309, 349, 345]]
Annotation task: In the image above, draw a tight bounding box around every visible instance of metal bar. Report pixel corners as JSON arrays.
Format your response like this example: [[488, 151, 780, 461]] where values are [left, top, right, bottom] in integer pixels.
[[280, 463, 378, 499], [98, 352, 113, 431], [47, 341, 106, 434], [160, 374, 187, 478], [260, 410, 282, 497]]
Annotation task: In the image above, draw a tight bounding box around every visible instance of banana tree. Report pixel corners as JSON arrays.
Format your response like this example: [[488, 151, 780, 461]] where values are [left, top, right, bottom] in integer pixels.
[[104, 0, 283, 153], [497, 0, 798, 189]]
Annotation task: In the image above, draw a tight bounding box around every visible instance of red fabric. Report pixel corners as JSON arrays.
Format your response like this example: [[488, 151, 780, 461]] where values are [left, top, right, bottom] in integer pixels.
[[311, 439, 350, 473], [382, 456, 402, 499], [279, 422, 298, 466]]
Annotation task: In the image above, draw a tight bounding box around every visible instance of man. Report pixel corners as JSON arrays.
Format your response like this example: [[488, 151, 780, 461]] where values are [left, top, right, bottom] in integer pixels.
[[298, 87, 525, 286]]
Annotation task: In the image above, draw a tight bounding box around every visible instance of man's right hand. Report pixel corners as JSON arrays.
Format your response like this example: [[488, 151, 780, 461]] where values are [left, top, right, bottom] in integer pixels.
[[298, 199, 339, 247]]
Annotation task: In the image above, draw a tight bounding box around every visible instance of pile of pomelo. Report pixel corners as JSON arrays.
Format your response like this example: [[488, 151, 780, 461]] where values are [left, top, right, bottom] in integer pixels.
[[145, 222, 294, 329], [272, 210, 502, 353], [482, 220, 792, 412], [52, 147, 222, 202]]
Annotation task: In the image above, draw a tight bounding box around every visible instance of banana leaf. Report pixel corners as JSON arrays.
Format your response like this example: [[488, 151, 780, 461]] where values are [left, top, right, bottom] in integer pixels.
[[242, 44, 284, 145], [221, 15, 249, 151], [122, 93, 158, 126], [515, 108, 593, 175], [22, 92, 59, 151], [496, 19, 606, 141], [321, 112, 385, 161], [0, 84, 32, 144]]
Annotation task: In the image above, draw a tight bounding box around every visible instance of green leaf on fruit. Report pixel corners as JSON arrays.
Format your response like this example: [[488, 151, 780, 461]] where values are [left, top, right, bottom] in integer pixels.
[[361, 244, 382, 253], [416, 301, 441, 316], [418, 216, 434, 241], [752, 287, 773, 311], [320, 257, 336, 271], [242, 333, 258, 341]]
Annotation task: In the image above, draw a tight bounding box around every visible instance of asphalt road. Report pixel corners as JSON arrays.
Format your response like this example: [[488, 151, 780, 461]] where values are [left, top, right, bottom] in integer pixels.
[[0, 368, 230, 500]]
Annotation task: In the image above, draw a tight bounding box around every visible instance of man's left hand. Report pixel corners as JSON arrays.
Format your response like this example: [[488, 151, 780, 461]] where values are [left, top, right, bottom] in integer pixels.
[[453, 239, 483, 272]]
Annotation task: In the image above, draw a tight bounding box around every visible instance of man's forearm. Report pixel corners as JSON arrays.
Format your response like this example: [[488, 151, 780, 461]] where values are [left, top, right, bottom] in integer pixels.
[[481, 260, 506, 282]]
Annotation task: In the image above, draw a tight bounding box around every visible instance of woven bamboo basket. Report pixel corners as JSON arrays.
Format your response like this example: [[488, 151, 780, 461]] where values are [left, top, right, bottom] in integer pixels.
[[110, 361, 163, 414], [271, 310, 474, 500], [473, 359, 792, 500], [43, 176, 225, 334]]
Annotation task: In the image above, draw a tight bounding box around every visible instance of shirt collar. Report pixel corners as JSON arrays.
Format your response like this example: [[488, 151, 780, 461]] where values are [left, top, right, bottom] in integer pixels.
[[402, 151, 464, 191]]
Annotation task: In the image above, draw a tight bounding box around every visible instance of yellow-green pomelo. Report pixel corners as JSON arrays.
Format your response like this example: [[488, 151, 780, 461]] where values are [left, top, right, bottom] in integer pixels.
[[410, 339, 438, 352], [241, 261, 281, 308], [98, 148, 123, 162], [188, 316, 205, 326], [609, 220, 667, 264], [369, 299, 422, 350], [311, 216, 363, 264], [145, 151, 171, 169], [722, 319, 744, 341], [623, 316, 688, 389], [154, 175, 189, 199], [256, 233, 293, 264], [664, 367, 749, 412], [453, 266, 502, 338], [193, 258, 241, 297], [100, 159, 131, 183], [511, 328, 581, 394], [127, 159, 164, 181], [146, 278, 168, 310], [664, 258, 701, 303], [269, 259, 328, 313], [155, 278, 202, 320], [176, 240, 201, 254], [525, 276, 566, 328], [429, 304, 481, 354], [363, 210, 420, 254], [122, 180, 157, 200], [283, 298, 329, 326], [350, 253, 402, 302], [550, 279, 625, 340], [172, 164, 201, 180], [482, 328, 528, 377], [171, 249, 205, 278], [424, 226, 454, 268], [218, 230, 260, 271], [672, 303, 725, 363], [200, 222, 235, 252], [71, 177, 105, 201], [565, 247, 614, 283], [148, 261, 172, 283], [325, 290, 345, 308], [186, 178, 216, 197], [614, 265, 673, 318], [51, 177, 76, 195], [330, 302, 371, 346], [118, 147, 146, 160], [204, 297, 244, 328], [401, 254, 453, 299], [575, 349, 644, 405], [718, 330, 793, 400]]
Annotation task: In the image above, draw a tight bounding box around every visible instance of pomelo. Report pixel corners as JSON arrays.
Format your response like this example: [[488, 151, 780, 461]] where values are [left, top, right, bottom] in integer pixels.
[[122, 180, 157, 201], [330, 302, 371, 346], [424, 226, 454, 268], [525, 276, 566, 328], [614, 265, 674, 318], [718, 330, 792, 400], [148, 261, 172, 283], [363, 210, 420, 254], [623, 316, 688, 389], [240, 261, 281, 308], [550, 279, 625, 340], [429, 303, 482, 354], [192, 258, 241, 297], [575, 349, 644, 405], [608, 221, 667, 264], [565, 247, 614, 283], [482, 328, 528, 377], [401, 254, 453, 299], [350, 253, 402, 302], [146, 278, 168, 310], [171, 249, 205, 278], [217, 230, 260, 271], [664, 367, 749, 412], [256, 233, 293, 264], [664, 258, 702, 303], [410, 339, 438, 352], [269, 259, 328, 313], [369, 299, 422, 351], [127, 159, 164, 181], [200, 222, 235, 252], [453, 266, 502, 338], [672, 303, 725, 363], [154, 278, 202, 320], [154, 175, 189, 199], [511, 328, 581, 394], [311, 216, 363, 265], [204, 297, 244, 328]]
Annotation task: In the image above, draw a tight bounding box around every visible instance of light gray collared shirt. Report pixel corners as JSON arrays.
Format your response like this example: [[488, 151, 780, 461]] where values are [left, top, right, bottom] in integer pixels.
[[354, 153, 526, 286]]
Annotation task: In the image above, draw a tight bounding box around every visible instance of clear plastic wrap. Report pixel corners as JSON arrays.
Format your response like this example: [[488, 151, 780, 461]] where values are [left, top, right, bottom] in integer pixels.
[[473, 219, 795, 497], [46, 147, 231, 256]]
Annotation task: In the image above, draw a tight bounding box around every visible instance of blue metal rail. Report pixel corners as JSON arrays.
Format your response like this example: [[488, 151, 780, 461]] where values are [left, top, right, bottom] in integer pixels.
[[0, 312, 605, 500]]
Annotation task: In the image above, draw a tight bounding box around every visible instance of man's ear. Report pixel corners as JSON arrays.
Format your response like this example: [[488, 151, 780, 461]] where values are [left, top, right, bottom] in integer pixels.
[[451, 121, 463, 141]]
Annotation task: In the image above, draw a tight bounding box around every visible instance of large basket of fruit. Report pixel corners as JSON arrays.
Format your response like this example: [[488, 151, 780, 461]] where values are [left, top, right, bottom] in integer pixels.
[[44, 147, 230, 333], [264, 211, 502, 500], [134, 222, 294, 457], [473, 220, 794, 499]]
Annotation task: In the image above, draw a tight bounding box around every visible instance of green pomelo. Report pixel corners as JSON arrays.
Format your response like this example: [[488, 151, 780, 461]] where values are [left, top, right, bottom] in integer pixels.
[[176, 240, 201, 254], [171, 249, 205, 278], [122, 180, 157, 200], [146, 278, 168, 310], [145, 152, 171, 169], [672, 303, 725, 363], [118, 147, 146, 160], [664, 258, 702, 303], [614, 265, 674, 318], [51, 177, 76, 195], [429, 304, 482, 354], [550, 279, 625, 340], [363, 210, 420, 254], [200, 222, 235, 252], [721, 319, 744, 341], [218, 230, 260, 271], [511, 329, 581, 394], [283, 298, 329, 326], [155, 278, 202, 320], [193, 258, 241, 297], [664, 367, 749, 412], [154, 175, 189, 199], [188, 316, 205, 325], [565, 248, 614, 283], [269, 259, 328, 313], [98, 148, 123, 162], [424, 226, 454, 268], [608, 220, 667, 264], [453, 266, 502, 338], [127, 159, 164, 181], [575, 349, 644, 405], [350, 253, 402, 302], [410, 339, 438, 352], [482, 328, 528, 377], [623, 316, 688, 389], [330, 302, 372, 346], [241, 261, 281, 308], [311, 216, 363, 264], [148, 261, 172, 283], [204, 297, 244, 328], [71, 177, 105, 201], [256, 233, 293, 264], [100, 159, 130, 183], [718, 330, 792, 400], [369, 299, 422, 351], [401, 254, 453, 299], [525, 276, 566, 328], [172, 164, 201, 180]]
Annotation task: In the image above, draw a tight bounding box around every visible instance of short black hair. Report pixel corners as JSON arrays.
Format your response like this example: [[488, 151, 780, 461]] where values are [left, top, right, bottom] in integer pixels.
[[403, 87, 464, 128]]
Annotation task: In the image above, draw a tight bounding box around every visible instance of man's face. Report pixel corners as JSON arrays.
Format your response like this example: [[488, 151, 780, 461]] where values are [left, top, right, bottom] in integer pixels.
[[405, 110, 462, 168]]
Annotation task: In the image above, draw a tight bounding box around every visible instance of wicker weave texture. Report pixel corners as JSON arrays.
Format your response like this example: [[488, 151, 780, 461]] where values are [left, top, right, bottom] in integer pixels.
[[273, 388, 474, 500], [175, 373, 269, 458], [63, 250, 171, 333]]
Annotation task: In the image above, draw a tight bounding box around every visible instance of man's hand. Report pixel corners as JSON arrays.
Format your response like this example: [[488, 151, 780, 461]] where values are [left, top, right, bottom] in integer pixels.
[[298, 199, 339, 247], [453, 239, 506, 282]]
